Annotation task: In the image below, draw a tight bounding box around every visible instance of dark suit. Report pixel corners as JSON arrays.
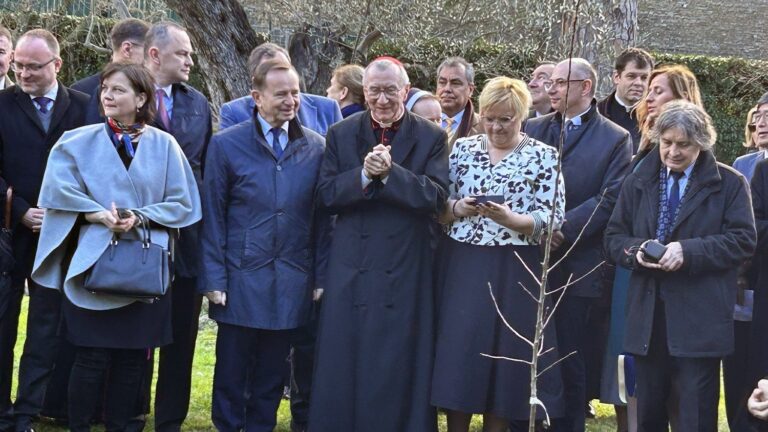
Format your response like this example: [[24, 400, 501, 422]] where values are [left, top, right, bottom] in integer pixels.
[[70, 73, 103, 125], [0, 83, 88, 432], [152, 82, 212, 432], [605, 149, 756, 432], [524, 102, 631, 432]]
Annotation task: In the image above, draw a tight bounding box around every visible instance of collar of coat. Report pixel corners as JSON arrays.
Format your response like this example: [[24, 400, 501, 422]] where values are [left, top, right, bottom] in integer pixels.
[[550, 98, 599, 126], [634, 143, 721, 189], [456, 98, 479, 139], [251, 109, 306, 143]]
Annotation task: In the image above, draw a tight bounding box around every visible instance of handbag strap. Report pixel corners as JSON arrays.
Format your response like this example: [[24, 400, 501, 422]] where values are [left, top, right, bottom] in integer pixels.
[[4, 187, 12, 231]]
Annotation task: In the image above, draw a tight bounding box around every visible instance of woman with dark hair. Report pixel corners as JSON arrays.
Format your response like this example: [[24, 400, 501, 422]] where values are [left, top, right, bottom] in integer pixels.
[[605, 100, 755, 431], [31, 62, 201, 431]]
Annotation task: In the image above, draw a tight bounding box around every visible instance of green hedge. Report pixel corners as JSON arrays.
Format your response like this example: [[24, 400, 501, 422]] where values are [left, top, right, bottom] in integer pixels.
[[3, 12, 766, 164]]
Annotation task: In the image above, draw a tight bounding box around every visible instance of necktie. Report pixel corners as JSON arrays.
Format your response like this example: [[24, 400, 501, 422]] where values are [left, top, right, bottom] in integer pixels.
[[270, 127, 283, 158], [33, 96, 53, 114], [155, 88, 171, 130], [565, 120, 580, 135], [666, 171, 683, 230]]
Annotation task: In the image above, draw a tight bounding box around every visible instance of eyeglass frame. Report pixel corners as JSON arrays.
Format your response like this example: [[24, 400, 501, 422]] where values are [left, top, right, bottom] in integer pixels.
[[751, 110, 768, 127], [364, 85, 403, 99], [543, 78, 587, 92], [480, 115, 516, 127], [11, 57, 59, 73]]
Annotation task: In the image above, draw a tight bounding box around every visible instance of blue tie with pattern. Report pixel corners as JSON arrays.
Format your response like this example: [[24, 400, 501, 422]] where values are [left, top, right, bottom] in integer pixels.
[[666, 171, 683, 233], [33, 96, 53, 114], [270, 127, 283, 158]]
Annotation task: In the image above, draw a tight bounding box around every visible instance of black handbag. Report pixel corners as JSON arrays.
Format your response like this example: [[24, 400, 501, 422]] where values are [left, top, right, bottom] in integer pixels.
[[84, 212, 174, 300]]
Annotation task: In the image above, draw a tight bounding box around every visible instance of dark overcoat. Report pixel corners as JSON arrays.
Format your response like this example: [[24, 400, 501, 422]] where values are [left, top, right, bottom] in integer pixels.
[[200, 117, 328, 329], [597, 91, 641, 153], [70, 72, 102, 125], [151, 82, 212, 277], [524, 102, 632, 297], [0, 83, 88, 282], [308, 110, 448, 432], [604, 148, 756, 357]]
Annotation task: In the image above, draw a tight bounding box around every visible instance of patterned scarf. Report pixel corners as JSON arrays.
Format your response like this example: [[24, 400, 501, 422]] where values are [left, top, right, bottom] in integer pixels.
[[107, 117, 145, 158], [655, 167, 692, 243]]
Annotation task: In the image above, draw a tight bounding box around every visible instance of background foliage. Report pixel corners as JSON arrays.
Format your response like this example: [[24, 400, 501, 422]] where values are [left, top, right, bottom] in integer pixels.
[[1, 12, 766, 164]]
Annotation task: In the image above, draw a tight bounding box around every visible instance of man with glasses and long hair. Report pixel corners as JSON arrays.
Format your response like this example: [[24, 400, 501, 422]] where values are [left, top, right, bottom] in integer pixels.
[[0, 28, 88, 432], [309, 57, 448, 432], [524, 57, 632, 432]]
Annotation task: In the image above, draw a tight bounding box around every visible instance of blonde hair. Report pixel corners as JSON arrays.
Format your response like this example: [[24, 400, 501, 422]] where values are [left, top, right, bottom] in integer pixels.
[[744, 106, 758, 148], [636, 64, 703, 152], [478, 76, 530, 120]]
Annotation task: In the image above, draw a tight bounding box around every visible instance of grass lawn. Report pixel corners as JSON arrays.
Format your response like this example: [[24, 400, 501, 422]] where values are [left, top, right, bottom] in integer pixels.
[[12, 296, 730, 431]]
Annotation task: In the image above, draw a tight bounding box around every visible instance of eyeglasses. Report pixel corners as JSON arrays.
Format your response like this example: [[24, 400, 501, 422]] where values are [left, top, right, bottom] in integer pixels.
[[751, 111, 768, 126], [481, 116, 515, 127], [11, 57, 58, 73], [543, 79, 586, 91], [365, 86, 402, 98]]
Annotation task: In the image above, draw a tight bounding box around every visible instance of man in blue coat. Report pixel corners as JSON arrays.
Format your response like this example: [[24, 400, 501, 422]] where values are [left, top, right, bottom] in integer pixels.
[[144, 21, 213, 432], [218, 43, 342, 135], [200, 58, 328, 432], [525, 58, 632, 432]]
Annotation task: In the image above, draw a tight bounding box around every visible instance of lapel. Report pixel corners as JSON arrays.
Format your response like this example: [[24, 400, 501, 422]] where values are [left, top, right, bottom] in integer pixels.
[[48, 84, 70, 136], [389, 111, 417, 165], [251, 115, 306, 161], [169, 83, 190, 133], [354, 111, 379, 163], [670, 152, 720, 234], [14, 86, 46, 133], [92, 125, 142, 206], [634, 148, 662, 237]]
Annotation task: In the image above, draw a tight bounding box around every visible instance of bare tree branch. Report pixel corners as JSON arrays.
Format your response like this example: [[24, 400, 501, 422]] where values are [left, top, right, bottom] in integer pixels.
[[537, 350, 578, 378], [488, 283, 534, 348], [480, 354, 533, 365]]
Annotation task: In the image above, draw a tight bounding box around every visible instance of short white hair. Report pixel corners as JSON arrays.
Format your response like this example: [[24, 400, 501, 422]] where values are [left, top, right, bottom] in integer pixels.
[[363, 58, 409, 88]]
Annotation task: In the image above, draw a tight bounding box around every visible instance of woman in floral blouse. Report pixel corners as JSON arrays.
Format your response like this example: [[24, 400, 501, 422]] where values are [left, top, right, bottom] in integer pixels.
[[431, 76, 566, 432]]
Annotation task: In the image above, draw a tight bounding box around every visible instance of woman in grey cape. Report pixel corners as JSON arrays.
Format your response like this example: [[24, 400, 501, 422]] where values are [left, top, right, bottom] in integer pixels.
[[31, 63, 200, 431]]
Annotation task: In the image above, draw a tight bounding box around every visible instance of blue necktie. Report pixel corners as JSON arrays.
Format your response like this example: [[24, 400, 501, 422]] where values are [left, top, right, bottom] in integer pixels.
[[270, 127, 283, 158], [666, 171, 683, 230], [33, 96, 53, 114]]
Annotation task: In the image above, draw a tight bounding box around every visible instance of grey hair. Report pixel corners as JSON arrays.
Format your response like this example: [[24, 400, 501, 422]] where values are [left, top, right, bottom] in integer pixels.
[[557, 58, 597, 97], [144, 21, 187, 55], [363, 58, 409, 87], [758, 91, 768, 107], [650, 100, 717, 152], [437, 56, 475, 84]]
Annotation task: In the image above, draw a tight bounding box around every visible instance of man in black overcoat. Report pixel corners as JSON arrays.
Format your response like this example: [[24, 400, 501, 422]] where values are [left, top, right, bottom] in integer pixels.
[[308, 57, 448, 432], [596, 48, 653, 154], [144, 21, 212, 432], [0, 29, 88, 432], [524, 58, 632, 432]]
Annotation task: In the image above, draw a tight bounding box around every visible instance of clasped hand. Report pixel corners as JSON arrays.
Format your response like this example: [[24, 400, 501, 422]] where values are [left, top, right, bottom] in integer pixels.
[[748, 379, 768, 420], [636, 240, 684, 272], [85, 202, 137, 233], [364, 144, 392, 179]]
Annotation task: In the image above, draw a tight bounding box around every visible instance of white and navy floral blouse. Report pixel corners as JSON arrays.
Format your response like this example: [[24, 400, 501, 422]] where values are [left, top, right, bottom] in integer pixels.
[[446, 133, 566, 246]]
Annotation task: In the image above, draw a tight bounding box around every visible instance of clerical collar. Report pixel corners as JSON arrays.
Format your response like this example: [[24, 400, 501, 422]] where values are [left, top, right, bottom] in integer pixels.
[[614, 93, 637, 113], [371, 105, 405, 129]]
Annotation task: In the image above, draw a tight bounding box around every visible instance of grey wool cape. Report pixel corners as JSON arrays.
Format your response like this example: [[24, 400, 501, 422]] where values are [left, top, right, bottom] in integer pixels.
[[32, 124, 201, 310]]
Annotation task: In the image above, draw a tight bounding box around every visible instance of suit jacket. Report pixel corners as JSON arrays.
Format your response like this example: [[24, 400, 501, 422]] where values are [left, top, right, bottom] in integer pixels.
[[597, 91, 641, 154], [733, 150, 764, 182], [201, 116, 329, 329], [219, 93, 342, 135], [524, 101, 632, 297], [152, 81, 212, 277], [605, 149, 755, 357], [0, 83, 89, 281], [70, 72, 103, 125]]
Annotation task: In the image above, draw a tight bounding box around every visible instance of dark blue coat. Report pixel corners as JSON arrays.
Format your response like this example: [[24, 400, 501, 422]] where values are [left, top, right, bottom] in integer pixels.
[[152, 82, 212, 277], [605, 149, 756, 357], [219, 94, 342, 135], [308, 110, 448, 432], [70, 72, 102, 125], [525, 102, 632, 297], [200, 116, 328, 330]]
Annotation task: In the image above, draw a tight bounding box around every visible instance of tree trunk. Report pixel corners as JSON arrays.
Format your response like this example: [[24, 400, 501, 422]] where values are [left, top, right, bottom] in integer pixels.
[[288, 24, 349, 95], [164, 0, 265, 114]]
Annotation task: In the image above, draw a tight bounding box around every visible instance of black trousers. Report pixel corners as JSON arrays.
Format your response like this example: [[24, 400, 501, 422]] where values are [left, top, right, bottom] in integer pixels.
[[212, 323, 291, 432], [154, 276, 201, 432], [635, 301, 720, 432], [550, 295, 597, 432], [12, 281, 62, 431], [0, 284, 24, 432], [723, 320, 753, 429], [68, 347, 146, 432]]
